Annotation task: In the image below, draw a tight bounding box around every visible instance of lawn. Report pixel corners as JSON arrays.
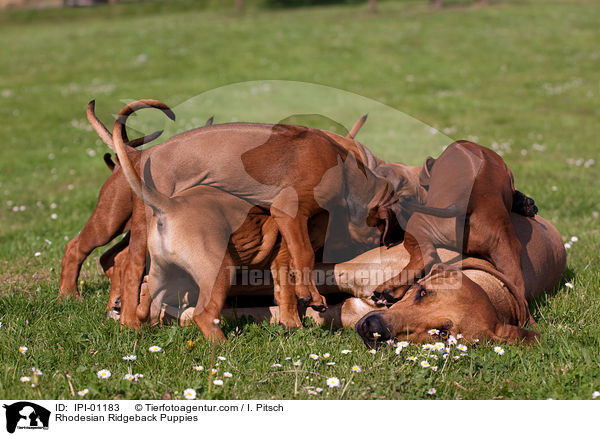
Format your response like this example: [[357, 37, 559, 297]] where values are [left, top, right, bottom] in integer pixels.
[[0, 0, 598, 400]]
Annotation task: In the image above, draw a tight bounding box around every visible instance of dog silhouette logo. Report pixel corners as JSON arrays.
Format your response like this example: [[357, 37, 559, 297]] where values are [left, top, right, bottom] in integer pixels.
[[2, 402, 50, 433]]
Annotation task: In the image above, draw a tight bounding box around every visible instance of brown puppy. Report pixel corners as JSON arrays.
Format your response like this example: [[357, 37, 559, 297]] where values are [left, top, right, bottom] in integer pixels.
[[98, 114, 372, 325], [58, 101, 170, 299], [372, 140, 537, 327]]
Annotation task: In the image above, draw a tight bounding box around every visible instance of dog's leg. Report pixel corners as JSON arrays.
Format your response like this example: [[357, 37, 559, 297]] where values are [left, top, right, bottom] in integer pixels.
[[136, 275, 152, 324], [105, 245, 129, 316], [191, 253, 235, 343], [59, 176, 132, 298], [119, 199, 147, 329], [472, 212, 532, 326], [271, 243, 302, 328], [271, 212, 327, 311], [99, 232, 130, 280]]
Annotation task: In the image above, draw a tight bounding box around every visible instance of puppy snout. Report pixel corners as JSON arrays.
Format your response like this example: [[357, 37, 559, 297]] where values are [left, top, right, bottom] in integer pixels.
[[355, 312, 392, 347]]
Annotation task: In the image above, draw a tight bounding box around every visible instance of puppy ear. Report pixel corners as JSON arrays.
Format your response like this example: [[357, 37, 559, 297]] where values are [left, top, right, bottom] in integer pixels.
[[419, 156, 436, 188], [492, 323, 540, 344]]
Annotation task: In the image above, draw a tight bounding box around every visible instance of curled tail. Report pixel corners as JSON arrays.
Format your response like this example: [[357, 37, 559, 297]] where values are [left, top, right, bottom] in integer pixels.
[[112, 100, 175, 214], [87, 100, 166, 151]]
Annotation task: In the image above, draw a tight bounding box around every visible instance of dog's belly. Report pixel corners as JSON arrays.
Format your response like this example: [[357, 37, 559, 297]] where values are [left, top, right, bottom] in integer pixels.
[[228, 212, 280, 268]]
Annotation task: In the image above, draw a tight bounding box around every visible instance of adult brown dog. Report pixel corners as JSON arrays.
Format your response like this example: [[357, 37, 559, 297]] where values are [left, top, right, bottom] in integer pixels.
[[110, 100, 457, 331], [145, 213, 565, 346], [371, 140, 538, 327]]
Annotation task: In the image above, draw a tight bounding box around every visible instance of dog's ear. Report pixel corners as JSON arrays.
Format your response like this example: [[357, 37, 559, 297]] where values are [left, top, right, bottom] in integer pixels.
[[491, 323, 540, 344], [368, 206, 405, 247], [419, 156, 436, 188]]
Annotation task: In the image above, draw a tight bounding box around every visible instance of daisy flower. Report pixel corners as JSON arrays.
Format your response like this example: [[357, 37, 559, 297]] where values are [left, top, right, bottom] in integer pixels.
[[395, 347, 404, 355], [210, 368, 218, 375], [213, 380, 223, 386], [453, 356, 460, 360], [427, 329, 440, 336], [372, 332, 381, 338], [122, 355, 137, 361], [564, 242, 571, 249], [433, 342, 445, 351], [427, 388, 437, 395], [271, 363, 282, 368], [309, 354, 319, 360], [457, 344, 468, 352], [397, 341, 409, 349], [183, 388, 196, 400], [20, 376, 30, 383], [217, 356, 226, 361], [78, 389, 88, 397], [352, 365, 362, 373], [134, 374, 144, 380], [224, 372, 232, 378], [31, 368, 42, 376], [97, 369, 111, 379], [123, 374, 135, 381], [565, 282, 574, 289], [148, 346, 162, 353], [448, 335, 457, 345], [307, 389, 317, 395], [422, 344, 434, 351], [293, 360, 302, 367], [193, 365, 204, 371], [431, 366, 438, 371], [406, 356, 417, 361], [456, 334, 463, 339], [571, 236, 578, 242], [593, 391, 600, 399], [341, 350, 352, 355], [420, 361, 431, 368], [18, 346, 27, 354], [368, 349, 377, 355], [323, 353, 331, 359], [494, 346, 505, 355], [326, 362, 336, 366], [316, 387, 324, 393], [326, 377, 340, 388]]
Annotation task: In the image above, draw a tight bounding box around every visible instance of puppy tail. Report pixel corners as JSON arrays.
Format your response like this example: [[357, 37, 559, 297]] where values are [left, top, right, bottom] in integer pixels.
[[87, 100, 166, 151], [347, 114, 367, 139], [112, 100, 175, 214]]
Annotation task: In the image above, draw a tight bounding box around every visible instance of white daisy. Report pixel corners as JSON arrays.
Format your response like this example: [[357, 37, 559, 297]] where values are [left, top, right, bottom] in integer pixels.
[[593, 391, 600, 399], [352, 365, 362, 373], [316, 387, 324, 393], [20, 376, 30, 383], [213, 380, 223, 386], [183, 388, 196, 399], [31, 368, 42, 376], [122, 355, 137, 361], [397, 341, 409, 349], [427, 388, 437, 395], [293, 360, 302, 367], [323, 353, 331, 359], [341, 349, 352, 355], [406, 356, 417, 361], [326, 362, 336, 366], [420, 361, 430, 368], [309, 354, 319, 360], [97, 369, 111, 379], [368, 349, 377, 355], [326, 377, 340, 388], [271, 363, 282, 368], [78, 389, 88, 397], [494, 346, 505, 355], [565, 282, 574, 289], [457, 344, 468, 352], [422, 344, 434, 351], [427, 329, 440, 336], [148, 346, 162, 353], [570, 236, 578, 242], [223, 372, 232, 378], [18, 346, 27, 354], [193, 365, 204, 371], [448, 335, 457, 345], [123, 374, 135, 381], [217, 356, 226, 361]]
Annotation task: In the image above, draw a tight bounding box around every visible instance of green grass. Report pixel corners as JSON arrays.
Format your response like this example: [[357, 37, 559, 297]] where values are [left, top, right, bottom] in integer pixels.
[[0, 0, 599, 400]]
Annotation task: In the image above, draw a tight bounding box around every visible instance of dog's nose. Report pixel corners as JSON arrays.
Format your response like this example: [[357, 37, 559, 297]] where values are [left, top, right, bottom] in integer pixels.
[[355, 312, 391, 347]]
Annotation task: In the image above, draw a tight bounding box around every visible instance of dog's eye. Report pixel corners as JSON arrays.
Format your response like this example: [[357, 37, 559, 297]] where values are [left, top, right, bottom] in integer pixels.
[[439, 330, 448, 339], [419, 288, 427, 298]]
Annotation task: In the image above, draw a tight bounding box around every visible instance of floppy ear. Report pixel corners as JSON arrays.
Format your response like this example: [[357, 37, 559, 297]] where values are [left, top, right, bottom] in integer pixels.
[[369, 206, 404, 247], [491, 323, 540, 344], [419, 156, 436, 188]]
